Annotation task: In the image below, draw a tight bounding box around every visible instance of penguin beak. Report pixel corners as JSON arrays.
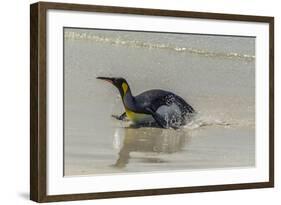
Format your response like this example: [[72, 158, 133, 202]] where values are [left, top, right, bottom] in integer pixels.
[[96, 77, 114, 84]]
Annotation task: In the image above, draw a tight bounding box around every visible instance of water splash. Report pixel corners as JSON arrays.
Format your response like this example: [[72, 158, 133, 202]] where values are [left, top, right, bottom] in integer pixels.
[[184, 117, 231, 130], [183, 113, 255, 130], [64, 31, 255, 62]]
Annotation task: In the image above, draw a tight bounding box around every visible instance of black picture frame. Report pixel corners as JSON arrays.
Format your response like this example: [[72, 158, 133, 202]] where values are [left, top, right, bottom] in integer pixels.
[[30, 1, 274, 202]]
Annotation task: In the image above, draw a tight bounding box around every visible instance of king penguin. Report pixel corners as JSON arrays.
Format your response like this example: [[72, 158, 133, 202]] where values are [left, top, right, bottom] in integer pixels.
[[97, 77, 195, 129]]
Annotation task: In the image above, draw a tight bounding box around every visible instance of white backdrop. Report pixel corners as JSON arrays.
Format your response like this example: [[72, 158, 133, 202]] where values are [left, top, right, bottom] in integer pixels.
[[0, 0, 279, 204]]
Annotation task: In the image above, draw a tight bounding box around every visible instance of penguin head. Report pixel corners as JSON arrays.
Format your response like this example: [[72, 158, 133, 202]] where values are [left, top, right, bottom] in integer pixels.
[[97, 77, 130, 97]]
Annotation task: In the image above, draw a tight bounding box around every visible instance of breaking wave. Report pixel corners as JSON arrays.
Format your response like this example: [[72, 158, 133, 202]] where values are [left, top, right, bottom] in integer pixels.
[[64, 31, 255, 62]]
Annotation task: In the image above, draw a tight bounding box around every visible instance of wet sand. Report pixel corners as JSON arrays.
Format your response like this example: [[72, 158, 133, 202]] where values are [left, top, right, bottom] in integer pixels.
[[64, 125, 254, 176]]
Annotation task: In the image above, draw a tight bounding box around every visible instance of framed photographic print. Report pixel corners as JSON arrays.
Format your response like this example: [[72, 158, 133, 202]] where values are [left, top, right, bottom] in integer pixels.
[[30, 1, 274, 202]]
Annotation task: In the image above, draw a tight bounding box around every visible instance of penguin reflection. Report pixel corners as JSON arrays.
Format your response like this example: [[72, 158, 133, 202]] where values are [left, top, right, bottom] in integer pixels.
[[113, 126, 190, 168]]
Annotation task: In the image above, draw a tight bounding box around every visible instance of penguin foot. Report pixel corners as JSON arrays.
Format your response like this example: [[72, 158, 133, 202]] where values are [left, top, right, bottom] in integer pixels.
[[111, 112, 128, 121]]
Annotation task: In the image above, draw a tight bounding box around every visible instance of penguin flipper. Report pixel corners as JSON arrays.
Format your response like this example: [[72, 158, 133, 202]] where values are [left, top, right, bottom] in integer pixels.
[[145, 108, 168, 128]]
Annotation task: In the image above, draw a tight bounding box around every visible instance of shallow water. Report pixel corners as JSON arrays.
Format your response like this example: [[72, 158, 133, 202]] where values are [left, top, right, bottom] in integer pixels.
[[64, 28, 255, 176]]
